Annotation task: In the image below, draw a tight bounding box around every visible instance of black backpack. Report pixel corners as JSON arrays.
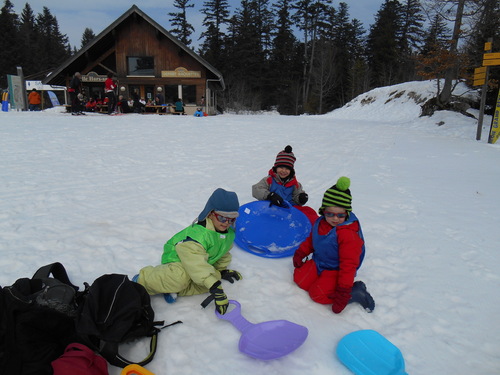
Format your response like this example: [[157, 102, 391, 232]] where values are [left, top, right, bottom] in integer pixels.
[[76, 273, 181, 368], [0, 263, 84, 375]]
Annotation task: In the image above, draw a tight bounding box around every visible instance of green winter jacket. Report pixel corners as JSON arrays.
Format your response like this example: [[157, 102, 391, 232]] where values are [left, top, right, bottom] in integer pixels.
[[161, 219, 235, 289]]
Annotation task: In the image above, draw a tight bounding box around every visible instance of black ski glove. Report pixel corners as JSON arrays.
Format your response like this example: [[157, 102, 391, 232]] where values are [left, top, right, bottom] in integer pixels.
[[209, 281, 229, 315], [221, 269, 242, 283], [298, 192, 308, 205], [267, 192, 284, 207]]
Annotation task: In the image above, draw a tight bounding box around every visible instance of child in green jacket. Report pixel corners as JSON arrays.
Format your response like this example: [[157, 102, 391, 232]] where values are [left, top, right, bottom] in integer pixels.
[[135, 188, 242, 314]]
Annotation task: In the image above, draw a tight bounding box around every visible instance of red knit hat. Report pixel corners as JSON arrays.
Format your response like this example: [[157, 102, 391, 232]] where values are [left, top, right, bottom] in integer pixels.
[[274, 145, 296, 170]]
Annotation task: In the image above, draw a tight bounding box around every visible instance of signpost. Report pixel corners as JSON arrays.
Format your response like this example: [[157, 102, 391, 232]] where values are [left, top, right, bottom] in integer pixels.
[[474, 39, 500, 143]]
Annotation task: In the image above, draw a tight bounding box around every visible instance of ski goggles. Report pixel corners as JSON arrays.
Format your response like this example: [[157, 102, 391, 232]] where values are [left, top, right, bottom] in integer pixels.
[[214, 213, 237, 225], [324, 212, 347, 219]]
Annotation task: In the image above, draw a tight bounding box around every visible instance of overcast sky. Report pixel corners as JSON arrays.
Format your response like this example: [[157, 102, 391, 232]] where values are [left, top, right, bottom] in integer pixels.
[[9, 1, 385, 50]]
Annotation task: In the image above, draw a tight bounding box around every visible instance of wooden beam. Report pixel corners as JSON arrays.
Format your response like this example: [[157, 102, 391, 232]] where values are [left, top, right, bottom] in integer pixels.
[[82, 48, 116, 74]]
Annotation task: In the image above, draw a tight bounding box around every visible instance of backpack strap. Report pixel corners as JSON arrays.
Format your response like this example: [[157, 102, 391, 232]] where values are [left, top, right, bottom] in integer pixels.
[[100, 332, 159, 368], [98, 321, 183, 368], [32, 262, 79, 291]]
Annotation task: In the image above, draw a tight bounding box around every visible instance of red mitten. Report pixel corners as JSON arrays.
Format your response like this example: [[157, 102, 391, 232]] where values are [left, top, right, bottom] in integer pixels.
[[293, 250, 307, 268], [330, 285, 352, 314]]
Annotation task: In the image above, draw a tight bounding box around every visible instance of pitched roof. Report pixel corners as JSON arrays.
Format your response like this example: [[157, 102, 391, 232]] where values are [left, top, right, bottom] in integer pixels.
[[42, 4, 224, 89]]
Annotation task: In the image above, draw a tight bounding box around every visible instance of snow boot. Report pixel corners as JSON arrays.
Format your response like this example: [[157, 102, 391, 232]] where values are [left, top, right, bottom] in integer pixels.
[[132, 274, 176, 303], [349, 281, 375, 312], [163, 293, 177, 304]]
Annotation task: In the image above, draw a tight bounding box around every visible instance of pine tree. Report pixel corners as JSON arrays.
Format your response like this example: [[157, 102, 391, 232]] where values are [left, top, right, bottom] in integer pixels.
[[19, 3, 38, 78], [420, 13, 451, 56], [199, 0, 231, 69], [224, 0, 269, 110], [398, 0, 425, 81], [270, 0, 302, 114], [365, 0, 403, 87], [0, 0, 20, 87], [35, 7, 71, 73], [81, 27, 96, 49], [292, 0, 332, 111], [168, 0, 195, 46], [326, 2, 367, 108]]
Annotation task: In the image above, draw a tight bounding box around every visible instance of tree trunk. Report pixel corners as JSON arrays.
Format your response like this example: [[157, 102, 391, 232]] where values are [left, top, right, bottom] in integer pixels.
[[438, 0, 465, 105]]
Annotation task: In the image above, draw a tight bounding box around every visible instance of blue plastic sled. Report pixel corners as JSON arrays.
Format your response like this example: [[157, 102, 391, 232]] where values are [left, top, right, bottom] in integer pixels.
[[234, 201, 312, 258], [336, 330, 408, 375]]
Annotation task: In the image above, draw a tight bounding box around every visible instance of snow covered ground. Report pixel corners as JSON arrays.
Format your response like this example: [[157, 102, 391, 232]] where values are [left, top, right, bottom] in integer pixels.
[[1, 80, 499, 374]]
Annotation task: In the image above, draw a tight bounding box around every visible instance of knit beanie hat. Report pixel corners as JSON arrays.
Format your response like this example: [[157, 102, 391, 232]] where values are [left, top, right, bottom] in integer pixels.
[[198, 188, 240, 222], [319, 176, 353, 214], [274, 145, 296, 170]]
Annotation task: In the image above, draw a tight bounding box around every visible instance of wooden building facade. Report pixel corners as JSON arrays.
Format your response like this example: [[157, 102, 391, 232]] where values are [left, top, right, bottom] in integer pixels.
[[42, 5, 224, 115]]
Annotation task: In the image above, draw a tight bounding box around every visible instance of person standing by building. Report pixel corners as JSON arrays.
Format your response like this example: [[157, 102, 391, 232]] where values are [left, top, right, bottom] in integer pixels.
[[28, 88, 41, 111], [155, 87, 165, 105], [68, 72, 82, 115], [104, 72, 117, 114]]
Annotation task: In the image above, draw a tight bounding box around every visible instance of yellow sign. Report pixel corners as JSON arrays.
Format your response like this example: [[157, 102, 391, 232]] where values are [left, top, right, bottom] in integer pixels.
[[161, 67, 201, 78], [473, 67, 487, 86], [484, 42, 492, 51], [483, 53, 500, 66], [483, 59, 500, 66], [489, 89, 500, 144]]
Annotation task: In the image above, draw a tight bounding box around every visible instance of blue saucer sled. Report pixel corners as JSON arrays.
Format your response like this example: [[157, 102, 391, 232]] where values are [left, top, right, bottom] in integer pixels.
[[336, 330, 408, 375], [234, 201, 312, 258]]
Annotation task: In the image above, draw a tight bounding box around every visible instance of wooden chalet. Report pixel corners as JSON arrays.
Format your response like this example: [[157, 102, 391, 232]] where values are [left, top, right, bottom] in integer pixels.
[[42, 5, 224, 115]]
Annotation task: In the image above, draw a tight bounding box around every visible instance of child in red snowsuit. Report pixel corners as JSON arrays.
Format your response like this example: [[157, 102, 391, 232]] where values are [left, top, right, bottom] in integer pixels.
[[293, 177, 375, 314]]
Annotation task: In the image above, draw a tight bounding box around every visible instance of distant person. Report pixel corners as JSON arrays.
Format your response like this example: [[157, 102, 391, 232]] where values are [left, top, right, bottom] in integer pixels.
[[28, 88, 41, 111], [132, 93, 145, 113], [117, 95, 131, 113], [85, 96, 97, 112], [193, 108, 205, 117], [68, 72, 83, 115], [174, 98, 184, 114], [293, 177, 375, 314], [155, 87, 165, 105], [104, 72, 117, 115]]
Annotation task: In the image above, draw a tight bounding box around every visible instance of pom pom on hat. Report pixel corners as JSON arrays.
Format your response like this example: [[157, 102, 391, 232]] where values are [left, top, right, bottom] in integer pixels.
[[336, 176, 351, 191], [274, 145, 296, 170], [319, 176, 353, 214]]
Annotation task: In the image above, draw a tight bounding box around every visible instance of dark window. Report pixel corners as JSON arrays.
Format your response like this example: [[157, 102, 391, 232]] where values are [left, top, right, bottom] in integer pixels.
[[127, 57, 154, 76], [182, 85, 196, 104], [165, 85, 178, 104]]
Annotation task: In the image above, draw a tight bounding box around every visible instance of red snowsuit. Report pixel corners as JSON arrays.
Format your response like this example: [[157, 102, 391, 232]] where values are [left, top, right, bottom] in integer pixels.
[[293, 217, 364, 304]]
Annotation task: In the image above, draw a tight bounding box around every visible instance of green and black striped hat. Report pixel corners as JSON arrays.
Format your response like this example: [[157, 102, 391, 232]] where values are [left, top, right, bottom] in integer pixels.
[[319, 176, 352, 214]]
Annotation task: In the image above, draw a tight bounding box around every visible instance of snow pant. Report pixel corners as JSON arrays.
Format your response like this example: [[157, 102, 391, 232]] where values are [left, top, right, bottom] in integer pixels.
[[293, 259, 338, 304], [106, 91, 116, 114], [69, 91, 79, 113], [137, 263, 210, 296], [294, 205, 319, 225]]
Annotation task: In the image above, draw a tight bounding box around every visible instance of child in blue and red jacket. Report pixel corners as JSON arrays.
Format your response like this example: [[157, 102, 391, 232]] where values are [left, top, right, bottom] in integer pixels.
[[252, 145, 318, 224], [293, 177, 375, 314]]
